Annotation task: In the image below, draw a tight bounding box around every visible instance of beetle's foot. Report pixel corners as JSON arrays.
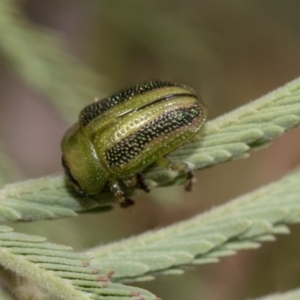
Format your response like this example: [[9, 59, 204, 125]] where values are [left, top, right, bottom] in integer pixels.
[[137, 173, 150, 193], [184, 167, 196, 192], [120, 198, 135, 208], [156, 158, 196, 192], [110, 181, 134, 208], [123, 176, 137, 187]]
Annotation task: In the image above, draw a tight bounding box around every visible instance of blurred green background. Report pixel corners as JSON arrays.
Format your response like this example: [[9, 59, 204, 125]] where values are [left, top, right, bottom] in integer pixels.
[[1, 1, 300, 299]]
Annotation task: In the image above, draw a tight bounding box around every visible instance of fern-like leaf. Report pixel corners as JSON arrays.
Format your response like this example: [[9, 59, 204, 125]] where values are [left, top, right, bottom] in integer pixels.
[[0, 288, 13, 300], [0, 226, 158, 300], [0, 147, 21, 187], [85, 167, 300, 282], [155, 76, 300, 186], [0, 0, 107, 122], [0, 76, 299, 221], [255, 288, 300, 300]]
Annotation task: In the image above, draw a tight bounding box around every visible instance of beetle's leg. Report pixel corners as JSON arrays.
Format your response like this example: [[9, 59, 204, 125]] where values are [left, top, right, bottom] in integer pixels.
[[136, 173, 150, 193], [123, 176, 137, 187], [120, 198, 135, 208], [110, 180, 135, 208], [184, 167, 196, 192], [123, 174, 150, 193], [156, 157, 196, 192]]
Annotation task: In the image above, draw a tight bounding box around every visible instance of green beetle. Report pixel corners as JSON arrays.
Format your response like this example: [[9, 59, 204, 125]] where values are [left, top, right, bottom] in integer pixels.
[[61, 81, 207, 207]]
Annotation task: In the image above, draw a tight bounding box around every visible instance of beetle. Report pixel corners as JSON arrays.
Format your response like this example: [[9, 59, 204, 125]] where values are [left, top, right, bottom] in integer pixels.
[[61, 81, 207, 207]]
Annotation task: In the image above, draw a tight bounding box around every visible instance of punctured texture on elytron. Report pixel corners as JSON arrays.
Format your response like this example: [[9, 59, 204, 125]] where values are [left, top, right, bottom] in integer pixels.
[[61, 80, 207, 199]]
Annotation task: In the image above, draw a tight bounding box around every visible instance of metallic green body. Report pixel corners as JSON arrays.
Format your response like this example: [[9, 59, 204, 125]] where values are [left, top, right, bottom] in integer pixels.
[[61, 81, 206, 199]]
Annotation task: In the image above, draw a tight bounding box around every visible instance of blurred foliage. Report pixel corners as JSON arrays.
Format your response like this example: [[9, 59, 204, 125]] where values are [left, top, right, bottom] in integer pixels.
[[0, 0, 300, 300], [0, 166, 300, 299], [0, 0, 108, 123], [0, 146, 21, 187]]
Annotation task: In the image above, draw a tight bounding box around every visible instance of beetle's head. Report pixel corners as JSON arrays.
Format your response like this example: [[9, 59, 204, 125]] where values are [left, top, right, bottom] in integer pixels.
[[61, 123, 109, 195], [61, 155, 84, 194]]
